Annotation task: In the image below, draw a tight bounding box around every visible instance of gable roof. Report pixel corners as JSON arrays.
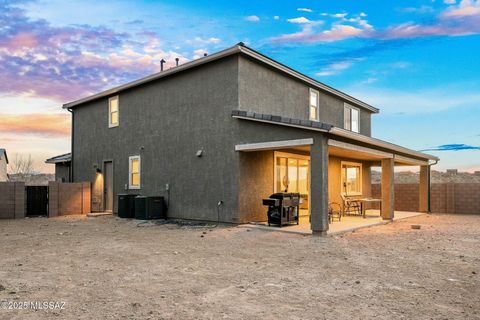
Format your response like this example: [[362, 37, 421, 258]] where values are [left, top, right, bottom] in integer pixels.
[[63, 43, 379, 113], [0, 149, 7, 164], [45, 153, 71, 164]]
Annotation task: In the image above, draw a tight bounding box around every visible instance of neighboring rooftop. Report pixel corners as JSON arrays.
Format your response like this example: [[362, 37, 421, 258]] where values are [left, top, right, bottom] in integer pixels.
[[0, 148, 8, 164], [45, 153, 71, 164], [63, 43, 379, 113]]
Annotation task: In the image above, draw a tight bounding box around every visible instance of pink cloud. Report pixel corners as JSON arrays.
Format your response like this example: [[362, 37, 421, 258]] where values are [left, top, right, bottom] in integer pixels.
[[271, 2, 480, 44], [442, 0, 480, 17], [0, 2, 188, 102], [0, 113, 70, 137], [272, 24, 369, 43]]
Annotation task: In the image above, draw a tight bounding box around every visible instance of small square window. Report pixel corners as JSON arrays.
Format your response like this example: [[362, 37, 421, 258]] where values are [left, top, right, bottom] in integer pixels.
[[109, 96, 119, 128]]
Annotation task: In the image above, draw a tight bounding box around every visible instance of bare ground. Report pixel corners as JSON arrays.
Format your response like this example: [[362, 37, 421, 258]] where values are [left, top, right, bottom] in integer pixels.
[[0, 214, 479, 320]]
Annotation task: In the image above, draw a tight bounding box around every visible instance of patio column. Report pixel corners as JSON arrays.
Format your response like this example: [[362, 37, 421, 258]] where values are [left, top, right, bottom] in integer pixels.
[[419, 165, 430, 212], [310, 136, 329, 235], [381, 158, 394, 220]]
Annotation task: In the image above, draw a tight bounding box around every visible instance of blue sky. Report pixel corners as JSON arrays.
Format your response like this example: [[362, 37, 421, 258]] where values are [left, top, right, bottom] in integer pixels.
[[0, 0, 479, 172]]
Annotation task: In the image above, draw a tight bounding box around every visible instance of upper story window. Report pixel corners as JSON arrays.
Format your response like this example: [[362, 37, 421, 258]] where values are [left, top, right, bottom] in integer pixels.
[[128, 155, 141, 189], [341, 161, 362, 195], [344, 103, 359, 133], [108, 96, 119, 128], [309, 89, 319, 121]]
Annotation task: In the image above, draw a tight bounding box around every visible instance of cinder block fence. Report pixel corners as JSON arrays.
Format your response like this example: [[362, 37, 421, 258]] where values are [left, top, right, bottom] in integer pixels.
[[48, 182, 91, 217], [372, 183, 480, 214], [0, 182, 25, 219], [0, 182, 91, 219]]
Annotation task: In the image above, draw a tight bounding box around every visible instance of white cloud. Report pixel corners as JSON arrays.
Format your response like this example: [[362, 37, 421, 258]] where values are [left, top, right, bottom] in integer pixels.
[[192, 49, 208, 59], [186, 37, 221, 45], [273, 15, 280, 20], [287, 17, 312, 24], [297, 8, 313, 12], [444, 0, 456, 4], [332, 13, 348, 18], [347, 87, 480, 114], [245, 15, 260, 22], [316, 59, 364, 76]]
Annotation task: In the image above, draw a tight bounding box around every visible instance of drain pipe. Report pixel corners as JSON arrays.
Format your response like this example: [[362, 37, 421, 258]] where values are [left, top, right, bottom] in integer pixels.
[[67, 107, 74, 182]]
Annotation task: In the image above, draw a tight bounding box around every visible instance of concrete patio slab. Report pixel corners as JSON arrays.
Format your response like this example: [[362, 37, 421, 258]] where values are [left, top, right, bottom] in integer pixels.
[[87, 212, 113, 217], [239, 210, 426, 236]]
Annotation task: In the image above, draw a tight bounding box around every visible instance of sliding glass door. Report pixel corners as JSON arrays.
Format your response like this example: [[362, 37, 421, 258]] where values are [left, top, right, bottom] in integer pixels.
[[274, 152, 310, 210]]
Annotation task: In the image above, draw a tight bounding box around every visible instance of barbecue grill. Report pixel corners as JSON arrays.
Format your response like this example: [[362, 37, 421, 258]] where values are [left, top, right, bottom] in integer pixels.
[[262, 193, 300, 227]]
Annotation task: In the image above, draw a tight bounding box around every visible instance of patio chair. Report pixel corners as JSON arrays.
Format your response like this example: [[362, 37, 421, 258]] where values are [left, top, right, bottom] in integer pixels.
[[341, 195, 362, 216], [328, 202, 342, 223]]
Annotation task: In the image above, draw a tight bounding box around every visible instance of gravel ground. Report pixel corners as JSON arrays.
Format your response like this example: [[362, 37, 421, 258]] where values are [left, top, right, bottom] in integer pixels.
[[0, 213, 479, 320]]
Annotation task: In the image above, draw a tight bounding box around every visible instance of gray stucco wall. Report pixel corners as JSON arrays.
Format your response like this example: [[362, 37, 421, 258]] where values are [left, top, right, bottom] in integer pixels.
[[238, 55, 372, 136], [73, 55, 241, 222], [55, 163, 70, 182]]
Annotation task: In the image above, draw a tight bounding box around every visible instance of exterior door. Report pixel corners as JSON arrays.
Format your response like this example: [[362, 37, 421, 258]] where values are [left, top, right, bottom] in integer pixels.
[[104, 161, 113, 212]]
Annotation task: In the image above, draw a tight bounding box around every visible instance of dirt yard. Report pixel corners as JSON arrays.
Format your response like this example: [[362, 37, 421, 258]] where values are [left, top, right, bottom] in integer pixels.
[[0, 214, 479, 320]]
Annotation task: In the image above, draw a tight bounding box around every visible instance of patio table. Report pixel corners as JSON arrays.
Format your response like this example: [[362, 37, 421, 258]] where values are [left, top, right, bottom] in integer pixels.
[[357, 198, 382, 218]]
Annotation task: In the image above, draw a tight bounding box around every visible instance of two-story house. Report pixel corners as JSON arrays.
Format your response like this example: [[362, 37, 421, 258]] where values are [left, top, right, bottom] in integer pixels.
[[62, 43, 438, 234]]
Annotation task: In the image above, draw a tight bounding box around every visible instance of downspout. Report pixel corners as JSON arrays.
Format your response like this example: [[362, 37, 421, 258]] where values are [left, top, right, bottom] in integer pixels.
[[67, 107, 74, 182]]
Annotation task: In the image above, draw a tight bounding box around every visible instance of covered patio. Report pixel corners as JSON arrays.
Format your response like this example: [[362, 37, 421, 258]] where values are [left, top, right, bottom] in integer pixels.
[[233, 111, 439, 235]]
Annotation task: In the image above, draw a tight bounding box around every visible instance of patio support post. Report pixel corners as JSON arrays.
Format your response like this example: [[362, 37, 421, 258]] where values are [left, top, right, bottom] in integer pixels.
[[381, 158, 394, 220], [310, 136, 329, 235], [419, 165, 430, 212]]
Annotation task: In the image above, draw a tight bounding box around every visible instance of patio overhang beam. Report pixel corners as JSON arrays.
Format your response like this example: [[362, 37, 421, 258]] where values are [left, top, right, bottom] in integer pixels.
[[235, 138, 314, 152], [394, 155, 429, 166], [328, 139, 392, 160]]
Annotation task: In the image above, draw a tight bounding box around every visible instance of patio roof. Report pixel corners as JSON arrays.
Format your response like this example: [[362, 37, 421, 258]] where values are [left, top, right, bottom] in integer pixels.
[[232, 110, 439, 163]]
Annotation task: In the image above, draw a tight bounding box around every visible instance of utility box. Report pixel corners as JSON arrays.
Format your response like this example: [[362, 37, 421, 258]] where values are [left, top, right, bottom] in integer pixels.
[[117, 194, 138, 218], [134, 196, 166, 220]]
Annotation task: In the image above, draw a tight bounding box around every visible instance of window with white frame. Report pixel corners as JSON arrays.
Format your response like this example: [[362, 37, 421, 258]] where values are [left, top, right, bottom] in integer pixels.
[[344, 103, 359, 133], [128, 156, 140, 189], [108, 96, 119, 128], [309, 89, 319, 121], [341, 161, 362, 195]]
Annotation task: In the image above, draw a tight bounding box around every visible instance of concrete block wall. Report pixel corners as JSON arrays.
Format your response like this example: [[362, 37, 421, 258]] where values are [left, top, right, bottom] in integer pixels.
[[372, 183, 480, 214], [49, 182, 91, 217], [0, 182, 25, 219]]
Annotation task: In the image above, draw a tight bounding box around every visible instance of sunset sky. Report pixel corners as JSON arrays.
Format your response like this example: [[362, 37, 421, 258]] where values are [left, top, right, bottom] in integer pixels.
[[0, 0, 479, 173]]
